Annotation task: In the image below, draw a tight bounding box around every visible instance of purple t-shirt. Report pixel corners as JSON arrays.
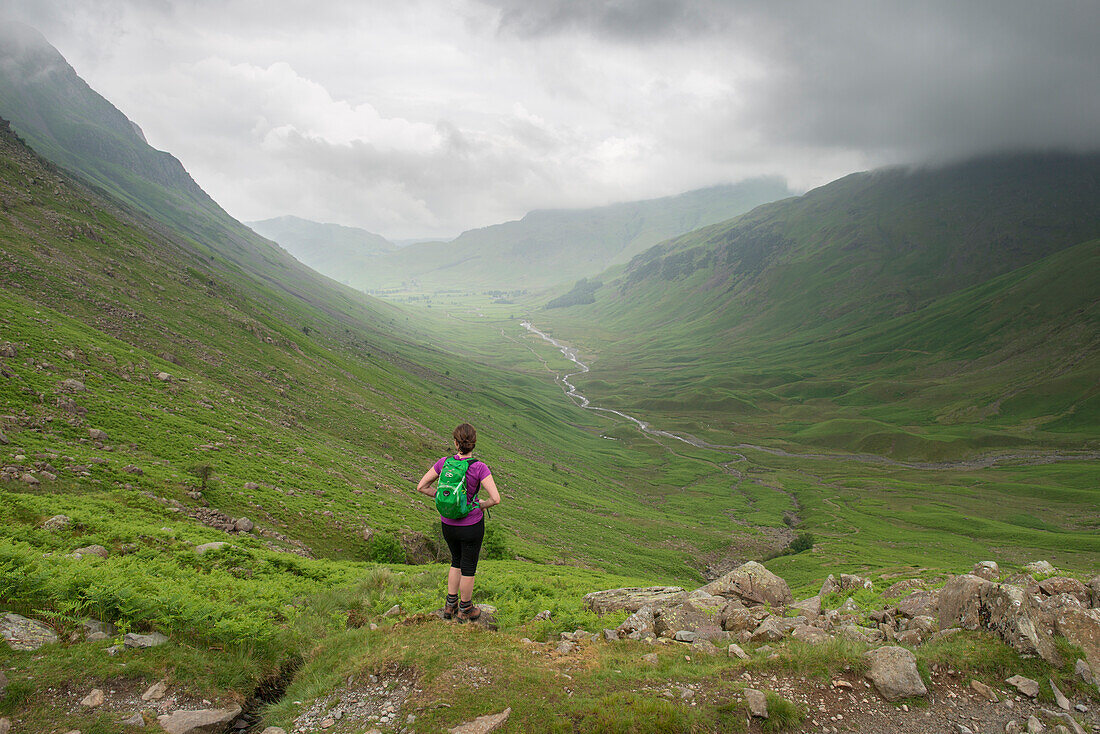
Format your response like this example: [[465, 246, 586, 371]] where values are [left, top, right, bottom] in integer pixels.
[[433, 456, 491, 526]]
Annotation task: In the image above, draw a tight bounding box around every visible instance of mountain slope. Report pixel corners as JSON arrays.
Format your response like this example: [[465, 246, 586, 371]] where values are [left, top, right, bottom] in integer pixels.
[[247, 215, 395, 285], [538, 153, 1100, 459], [351, 179, 793, 292], [0, 22, 385, 319]]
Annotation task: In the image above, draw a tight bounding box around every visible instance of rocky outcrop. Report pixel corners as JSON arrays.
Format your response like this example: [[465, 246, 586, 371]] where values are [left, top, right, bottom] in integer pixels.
[[864, 646, 928, 701], [699, 561, 792, 606], [972, 561, 1000, 580], [157, 705, 242, 734], [583, 586, 687, 614], [938, 575, 1058, 665], [1038, 577, 1090, 604], [1052, 607, 1100, 682]]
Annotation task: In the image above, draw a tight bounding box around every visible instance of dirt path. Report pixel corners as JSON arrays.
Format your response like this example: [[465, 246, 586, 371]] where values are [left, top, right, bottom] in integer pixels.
[[520, 321, 1100, 472]]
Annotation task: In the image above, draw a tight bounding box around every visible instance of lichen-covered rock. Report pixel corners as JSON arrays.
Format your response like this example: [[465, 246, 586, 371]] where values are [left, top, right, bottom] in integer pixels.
[[864, 646, 928, 701], [744, 688, 768, 718], [700, 561, 792, 606], [1, 613, 58, 650], [751, 617, 786, 643], [233, 517, 254, 534], [582, 586, 687, 614], [1038, 577, 1090, 603], [72, 544, 109, 559], [654, 603, 712, 637], [125, 631, 169, 648], [791, 624, 832, 644], [840, 574, 874, 591], [820, 574, 839, 596], [938, 575, 1058, 665], [1088, 575, 1100, 609], [617, 605, 655, 636], [1053, 607, 1100, 684], [194, 542, 229, 555], [789, 595, 822, 618], [42, 514, 72, 531]]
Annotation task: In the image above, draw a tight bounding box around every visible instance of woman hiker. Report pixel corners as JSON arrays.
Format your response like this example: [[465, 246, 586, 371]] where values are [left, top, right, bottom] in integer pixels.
[[415, 422, 501, 621]]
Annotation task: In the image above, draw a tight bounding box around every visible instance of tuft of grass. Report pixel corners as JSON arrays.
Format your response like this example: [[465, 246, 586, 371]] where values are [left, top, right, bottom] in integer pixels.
[[762, 691, 805, 732], [571, 692, 711, 734]]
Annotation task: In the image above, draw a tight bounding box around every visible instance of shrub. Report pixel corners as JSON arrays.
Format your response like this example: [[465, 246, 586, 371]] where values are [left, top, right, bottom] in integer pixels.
[[483, 523, 509, 560], [788, 533, 814, 554], [368, 533, 405, 564]]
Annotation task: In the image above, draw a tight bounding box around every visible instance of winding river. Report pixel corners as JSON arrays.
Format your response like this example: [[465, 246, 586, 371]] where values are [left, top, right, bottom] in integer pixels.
[[521, 321, 1100, 471]]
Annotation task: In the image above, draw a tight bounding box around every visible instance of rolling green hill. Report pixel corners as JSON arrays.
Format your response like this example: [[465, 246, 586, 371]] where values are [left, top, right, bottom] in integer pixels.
[[537, 154, 1100, 460], [247, 215, 396, 284], [351, 178, 793, 293]]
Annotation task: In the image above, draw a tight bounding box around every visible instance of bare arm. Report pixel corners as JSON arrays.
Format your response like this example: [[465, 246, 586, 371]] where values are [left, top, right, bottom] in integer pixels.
[[415, 468, 439, 497], [478, 474, 501, 509]]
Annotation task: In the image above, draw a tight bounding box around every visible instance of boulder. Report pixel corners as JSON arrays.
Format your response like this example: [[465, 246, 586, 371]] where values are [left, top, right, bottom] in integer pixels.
[[1088, 575, 1100, 608], [602, 629, 619, 642], [233, 517, 254, 533], [583, 586, 687, 614], [125, 631, 169, 649], [791, 624, 832, 644], [727, 643, 749, 660], [123, 712, 147, 726], [897, 589, 940, 620], [700, 561, 792, 606], [81, 688, 106, 707], [1023, 561, 1056, 577], [864, 646, 928, 701], [789, 595, 822, 619], [938, 575, 1058, 665], [883, 579, 926, 599], [157, 705, 242, 734], [72, 545, 109, 559], [1, 612, 59, 650], [972, 561, 1000, 580], [744, 688, 768, 718], [820, 574, 839, 597], [895, 629, 923, 646], [1038, 577, 1090, 603], [1006, 675, 1040, 698], [194, 542, 229, 555], [60, 378, 86, 392], [88, 428, 108, 441], [1053, 607, 1100, 683], [446, 707, 512, 734], [617, 606, 655, 636], [836, 624, 883, 644], [20, 473, 39, 486], [690, 638, 717, 655], [751, 617, 786, 643], [82, 619, 116, 639], [840, 574, 874, 591], [654, 603, 712, 637], [156, 372, 172, 382], [673, 630, 696, 643], [42, 515, 72, 531]]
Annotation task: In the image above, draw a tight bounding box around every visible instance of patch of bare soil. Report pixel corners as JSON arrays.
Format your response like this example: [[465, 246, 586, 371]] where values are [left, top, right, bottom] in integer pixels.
[[289, 663, 420, 734]]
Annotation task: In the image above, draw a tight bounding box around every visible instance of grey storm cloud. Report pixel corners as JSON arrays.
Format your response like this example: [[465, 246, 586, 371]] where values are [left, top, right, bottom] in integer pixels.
[[485, 0, 1100, 157], [4, 0, 1100, 239]]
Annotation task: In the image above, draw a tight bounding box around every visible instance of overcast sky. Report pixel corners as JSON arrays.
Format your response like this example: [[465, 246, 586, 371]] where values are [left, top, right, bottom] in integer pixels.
[[6, 1, 1100, 239]]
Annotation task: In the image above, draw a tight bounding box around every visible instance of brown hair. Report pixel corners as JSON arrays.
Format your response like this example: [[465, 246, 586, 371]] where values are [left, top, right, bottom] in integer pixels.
[[453, 423, 476, 454]]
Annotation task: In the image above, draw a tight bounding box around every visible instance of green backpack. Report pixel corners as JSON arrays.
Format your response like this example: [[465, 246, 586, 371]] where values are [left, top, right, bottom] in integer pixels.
[[435, 457, 479, 519]]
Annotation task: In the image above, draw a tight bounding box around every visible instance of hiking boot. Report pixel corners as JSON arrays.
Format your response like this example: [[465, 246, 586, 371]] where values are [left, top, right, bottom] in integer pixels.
[[442, 600, 458, 620], [456, 604, 481, 622]]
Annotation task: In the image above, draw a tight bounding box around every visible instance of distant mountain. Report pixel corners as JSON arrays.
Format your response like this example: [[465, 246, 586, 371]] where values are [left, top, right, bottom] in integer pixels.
[[348, 179, 794, 292], [0, 22, 367, 313], [247, 215, 395, 284], [541, 153, 1100, 459]]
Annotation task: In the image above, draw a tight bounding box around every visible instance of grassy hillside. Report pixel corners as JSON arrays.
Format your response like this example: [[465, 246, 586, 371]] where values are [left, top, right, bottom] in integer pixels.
[[537, 154, 1100, 461], [353, 179, 793, 293], [247, 215, 395, 285]]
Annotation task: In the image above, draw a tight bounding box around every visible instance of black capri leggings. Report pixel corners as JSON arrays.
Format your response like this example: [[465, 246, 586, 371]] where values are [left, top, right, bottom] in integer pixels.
[[441, 519, 484, 576]]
